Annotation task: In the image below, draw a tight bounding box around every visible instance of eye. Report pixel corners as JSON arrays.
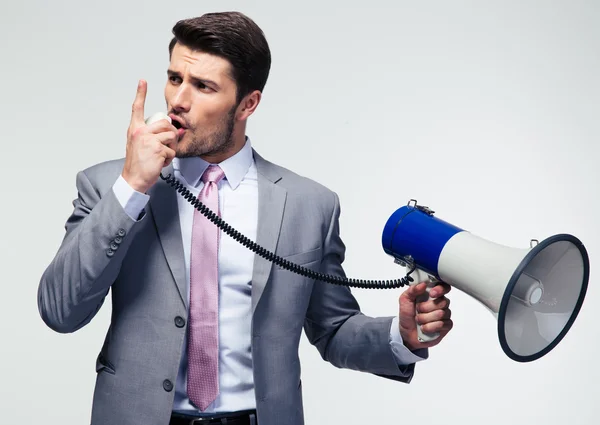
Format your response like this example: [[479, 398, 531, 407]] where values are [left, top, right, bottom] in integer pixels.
[[169, 76, 181, 84]]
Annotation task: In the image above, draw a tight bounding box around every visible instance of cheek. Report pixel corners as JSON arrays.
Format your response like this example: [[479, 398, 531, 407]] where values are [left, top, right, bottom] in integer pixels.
[[193, 99, 235, 126]]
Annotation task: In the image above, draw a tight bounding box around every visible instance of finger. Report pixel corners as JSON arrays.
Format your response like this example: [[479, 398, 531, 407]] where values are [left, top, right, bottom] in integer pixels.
[[130, 79, 147, 127], [416, 296, 450, 314], [429, 282, 451, 298], [162, 145, 177, 166], [155, 130, 178, 147], [165, 136, 178, 152], [416, 308, 451, 325], [401, 282, 428, 303], [421, 319, 453, 334]]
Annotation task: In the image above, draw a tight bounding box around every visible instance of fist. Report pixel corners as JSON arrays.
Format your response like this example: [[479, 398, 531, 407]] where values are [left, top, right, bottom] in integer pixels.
[[398, 281, 453, 351], [122, 80, 179, 194]]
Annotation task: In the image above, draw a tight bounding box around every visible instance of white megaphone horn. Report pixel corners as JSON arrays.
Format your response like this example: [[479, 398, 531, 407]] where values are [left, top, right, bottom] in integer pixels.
[[382, 199, 590, 362]]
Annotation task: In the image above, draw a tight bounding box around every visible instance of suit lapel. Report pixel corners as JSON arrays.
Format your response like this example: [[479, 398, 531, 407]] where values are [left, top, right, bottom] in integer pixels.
[[145, 151, 286, 313], [251, 150, 287, 314], [147, 163, 188, 308]]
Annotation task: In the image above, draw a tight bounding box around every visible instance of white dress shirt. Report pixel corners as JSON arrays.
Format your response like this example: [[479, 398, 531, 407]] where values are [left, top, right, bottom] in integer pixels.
[[112, 137, 426, 415]]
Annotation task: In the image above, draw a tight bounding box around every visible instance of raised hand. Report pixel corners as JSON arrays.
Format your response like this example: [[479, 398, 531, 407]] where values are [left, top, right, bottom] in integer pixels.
[[122, 80, 179, 194]]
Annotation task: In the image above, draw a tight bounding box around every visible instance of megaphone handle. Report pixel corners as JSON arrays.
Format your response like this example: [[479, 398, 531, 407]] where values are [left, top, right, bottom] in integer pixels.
[[410, 268, 441, 343]]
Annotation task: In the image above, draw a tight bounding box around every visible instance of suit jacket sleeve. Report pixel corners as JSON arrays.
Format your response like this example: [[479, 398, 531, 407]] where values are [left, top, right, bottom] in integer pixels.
[[37, 169, 145, 333], [303, 191, 417, 383]]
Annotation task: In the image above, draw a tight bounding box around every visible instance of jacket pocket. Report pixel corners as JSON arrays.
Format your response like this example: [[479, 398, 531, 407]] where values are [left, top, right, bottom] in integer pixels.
[[95, 353, 116, 375], [275, 247, 322, 270]]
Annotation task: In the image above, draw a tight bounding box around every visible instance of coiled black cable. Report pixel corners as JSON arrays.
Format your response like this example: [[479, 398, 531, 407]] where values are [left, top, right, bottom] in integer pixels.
[[160, 173, 415, 289]]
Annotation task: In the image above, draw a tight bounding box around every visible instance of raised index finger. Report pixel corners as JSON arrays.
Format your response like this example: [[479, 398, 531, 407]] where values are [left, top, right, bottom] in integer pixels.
[[130, 79, 147, 127]]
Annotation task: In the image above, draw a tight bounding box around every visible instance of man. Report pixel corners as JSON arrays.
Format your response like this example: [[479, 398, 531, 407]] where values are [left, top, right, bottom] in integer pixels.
[[38, 11, 452, 425]]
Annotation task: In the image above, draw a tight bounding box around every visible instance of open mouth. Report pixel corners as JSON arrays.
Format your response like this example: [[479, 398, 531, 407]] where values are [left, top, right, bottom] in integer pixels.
[[172, 118, 187, 138], [169, 114, 188, 131]]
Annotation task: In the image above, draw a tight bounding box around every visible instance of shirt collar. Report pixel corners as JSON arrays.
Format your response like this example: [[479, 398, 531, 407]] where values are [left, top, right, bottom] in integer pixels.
[[172, 137, 253, 190]]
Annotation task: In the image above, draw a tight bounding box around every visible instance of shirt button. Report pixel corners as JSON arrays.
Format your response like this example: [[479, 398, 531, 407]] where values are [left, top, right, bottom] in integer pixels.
[[163, 379, 173, 392], [174, 316, 186, 328]]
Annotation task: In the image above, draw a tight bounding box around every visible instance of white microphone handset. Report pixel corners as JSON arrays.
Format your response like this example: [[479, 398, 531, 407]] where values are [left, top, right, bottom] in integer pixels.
[[145, 112, 171, 125]]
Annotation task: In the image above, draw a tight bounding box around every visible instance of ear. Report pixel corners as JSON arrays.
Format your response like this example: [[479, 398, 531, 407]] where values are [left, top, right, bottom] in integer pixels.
[[236, 90, 262, 121]]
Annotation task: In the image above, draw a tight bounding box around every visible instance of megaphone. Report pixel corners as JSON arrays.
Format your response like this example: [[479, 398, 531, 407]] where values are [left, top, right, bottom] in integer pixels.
[[382, 200, 590, 362]]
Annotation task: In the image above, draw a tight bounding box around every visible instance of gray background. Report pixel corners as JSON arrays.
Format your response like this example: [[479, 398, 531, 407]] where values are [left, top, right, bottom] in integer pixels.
[[1, 0, 598, 423]]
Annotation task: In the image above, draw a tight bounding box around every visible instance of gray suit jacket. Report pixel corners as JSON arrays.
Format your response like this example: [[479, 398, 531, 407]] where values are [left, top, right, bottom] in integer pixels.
[[38, 149, 416, 425]]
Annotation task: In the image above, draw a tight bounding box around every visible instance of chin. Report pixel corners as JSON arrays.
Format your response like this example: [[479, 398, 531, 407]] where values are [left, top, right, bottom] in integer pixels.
[[175, 142, 212, 159]]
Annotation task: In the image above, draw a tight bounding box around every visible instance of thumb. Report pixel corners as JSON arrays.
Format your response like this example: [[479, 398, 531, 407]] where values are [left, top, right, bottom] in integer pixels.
[[401, 282, 428, 303], [130, 79, 147, 128]]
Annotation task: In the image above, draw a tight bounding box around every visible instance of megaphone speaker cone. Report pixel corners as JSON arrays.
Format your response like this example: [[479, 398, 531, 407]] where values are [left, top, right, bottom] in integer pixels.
[[498, 234, 589, 362]]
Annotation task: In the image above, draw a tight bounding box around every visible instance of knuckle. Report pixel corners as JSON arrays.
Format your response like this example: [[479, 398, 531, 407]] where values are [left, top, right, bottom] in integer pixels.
[[131, 127, 143, 139]]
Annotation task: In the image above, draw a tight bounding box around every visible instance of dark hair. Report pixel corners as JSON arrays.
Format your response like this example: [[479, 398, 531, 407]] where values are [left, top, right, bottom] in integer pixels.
[[168, 11, 271, 104]]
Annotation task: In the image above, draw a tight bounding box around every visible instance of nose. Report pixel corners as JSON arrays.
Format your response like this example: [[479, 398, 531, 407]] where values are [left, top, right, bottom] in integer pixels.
[[171, 84, 191, 113]]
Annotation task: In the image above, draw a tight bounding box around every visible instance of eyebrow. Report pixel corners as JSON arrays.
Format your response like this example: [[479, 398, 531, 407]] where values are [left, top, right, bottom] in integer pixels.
[[167, 69, 220, 90]]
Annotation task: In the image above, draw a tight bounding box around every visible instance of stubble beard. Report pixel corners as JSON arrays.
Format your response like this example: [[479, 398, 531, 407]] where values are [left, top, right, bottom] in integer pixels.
[[175, 106, 236, 159]]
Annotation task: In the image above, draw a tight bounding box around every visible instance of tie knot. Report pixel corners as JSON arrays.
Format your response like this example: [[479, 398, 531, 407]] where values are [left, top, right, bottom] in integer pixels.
[[201, 165, 225, 184]]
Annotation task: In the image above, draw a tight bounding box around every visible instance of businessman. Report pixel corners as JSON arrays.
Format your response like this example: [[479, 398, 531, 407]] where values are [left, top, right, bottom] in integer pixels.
[[38, 11, 453, 425]]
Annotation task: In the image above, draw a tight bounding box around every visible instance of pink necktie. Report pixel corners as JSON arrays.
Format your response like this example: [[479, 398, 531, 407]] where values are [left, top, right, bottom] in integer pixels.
[[188, 165, 225, 411]]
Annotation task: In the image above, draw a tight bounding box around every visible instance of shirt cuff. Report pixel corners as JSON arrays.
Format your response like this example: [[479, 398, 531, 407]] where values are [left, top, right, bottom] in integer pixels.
[[389, 316, 429, 364], [112, 175, 150, 221]]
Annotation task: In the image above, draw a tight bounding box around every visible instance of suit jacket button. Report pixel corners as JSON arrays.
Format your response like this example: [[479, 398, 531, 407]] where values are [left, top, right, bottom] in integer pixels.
[[163, 379, 173, 392], [114, 236, 122, 244], [110, 242, 119, 250], [174, 316, 186, 328], [117, 229, 126, 237], [106, 249, 114, 257]]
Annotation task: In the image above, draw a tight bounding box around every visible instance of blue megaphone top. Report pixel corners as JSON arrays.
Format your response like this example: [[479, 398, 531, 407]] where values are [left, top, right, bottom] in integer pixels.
[[381, 202, 464, 276]]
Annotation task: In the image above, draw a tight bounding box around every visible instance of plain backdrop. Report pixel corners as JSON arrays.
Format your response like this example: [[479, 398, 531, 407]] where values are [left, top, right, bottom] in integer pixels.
[[1, 0, 598, 424]]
